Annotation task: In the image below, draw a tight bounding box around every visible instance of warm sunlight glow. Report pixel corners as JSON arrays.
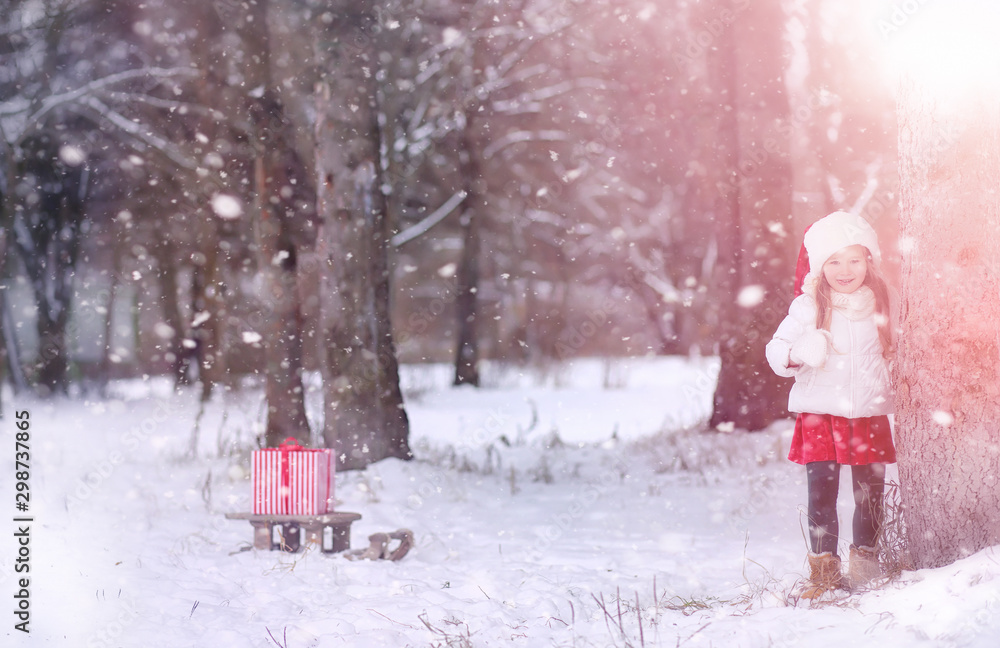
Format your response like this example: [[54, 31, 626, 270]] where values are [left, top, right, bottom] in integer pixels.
[[885, 1, 1000, 105]]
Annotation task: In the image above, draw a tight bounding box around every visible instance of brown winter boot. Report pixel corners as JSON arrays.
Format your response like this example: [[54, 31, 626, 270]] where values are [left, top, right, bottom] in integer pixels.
[[848, 545, 882, 590], [801, 552, 843, 599]]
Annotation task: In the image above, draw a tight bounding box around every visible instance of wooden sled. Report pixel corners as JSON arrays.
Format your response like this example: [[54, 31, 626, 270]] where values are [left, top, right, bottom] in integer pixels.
[[225, 511, 362, 553]]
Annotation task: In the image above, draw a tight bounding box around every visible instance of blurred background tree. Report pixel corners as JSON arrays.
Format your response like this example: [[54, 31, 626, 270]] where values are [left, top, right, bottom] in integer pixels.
[[0, 0, 899, 447]]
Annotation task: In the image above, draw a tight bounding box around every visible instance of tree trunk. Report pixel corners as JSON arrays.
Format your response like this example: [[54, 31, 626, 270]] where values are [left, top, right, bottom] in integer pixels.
[[180, 0, 231, 401], [190, 226, 227, 402], [315, 2, 411, 470], [895, 75, 1000, 569], [707, 0, 795, 432], [453, 205, 480, 387], [254, 152, 311, 447], [17, 189, 83, 397], [35, 297, 71, 396], [0, 206, 22, 400], [242, 0, 312, 447], [793, 1, 836, 220], [99, 242, 120, 395], [451, 6, 493, 387], [154, 240, 188, 388], [453, 135, 483, 386]]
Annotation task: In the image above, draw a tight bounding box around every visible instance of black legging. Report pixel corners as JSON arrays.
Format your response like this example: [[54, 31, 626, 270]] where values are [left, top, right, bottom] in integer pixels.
[[806, 461, 885, 556]]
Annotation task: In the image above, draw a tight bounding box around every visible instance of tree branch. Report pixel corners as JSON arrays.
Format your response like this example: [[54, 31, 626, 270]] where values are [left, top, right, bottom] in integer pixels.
[[391, 190, 467, 248], [491, 78, 608, 114], [76, 96, 200, 171], [482, 129, 568, 160], [16, 66, 200, 143], [104, 91, 227, 121]]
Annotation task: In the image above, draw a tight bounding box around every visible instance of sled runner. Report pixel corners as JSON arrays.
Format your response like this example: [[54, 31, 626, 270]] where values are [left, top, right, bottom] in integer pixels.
[[344, 528, 414, 562]]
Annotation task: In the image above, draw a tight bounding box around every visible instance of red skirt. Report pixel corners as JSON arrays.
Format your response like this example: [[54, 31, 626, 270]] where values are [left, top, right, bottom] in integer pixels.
[[788, 413, 896, 465]]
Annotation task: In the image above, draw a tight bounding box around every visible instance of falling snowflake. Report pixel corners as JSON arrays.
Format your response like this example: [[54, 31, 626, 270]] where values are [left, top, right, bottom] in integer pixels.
[[154, 323, 175, 339], [737, 285, 766, 308], [211, 194, 243, 220], [59, 145, 86, 167]]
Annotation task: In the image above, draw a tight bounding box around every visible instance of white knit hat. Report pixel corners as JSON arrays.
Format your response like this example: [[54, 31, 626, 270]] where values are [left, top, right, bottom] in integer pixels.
[[801, 211, 881, 296]]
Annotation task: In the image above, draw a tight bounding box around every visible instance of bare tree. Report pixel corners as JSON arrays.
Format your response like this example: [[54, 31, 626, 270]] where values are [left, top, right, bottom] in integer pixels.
[[383, 0, 624, 372], [0, 0, 198, 395], [238, 0, 316, 446], [13, 132, 87, 395], [706, 0, 796, 432]]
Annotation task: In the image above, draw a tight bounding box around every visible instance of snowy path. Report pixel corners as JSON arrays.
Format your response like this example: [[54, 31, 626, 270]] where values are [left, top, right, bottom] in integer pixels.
[[3, 358, 1000, 647]]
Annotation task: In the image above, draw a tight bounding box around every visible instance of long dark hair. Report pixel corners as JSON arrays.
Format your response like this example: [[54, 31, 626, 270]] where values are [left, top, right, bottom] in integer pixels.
[[815, 253, 893, 358]]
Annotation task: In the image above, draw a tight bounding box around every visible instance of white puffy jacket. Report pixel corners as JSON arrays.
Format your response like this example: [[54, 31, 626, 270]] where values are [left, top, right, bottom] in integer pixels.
[[765, 293, 893, 418]]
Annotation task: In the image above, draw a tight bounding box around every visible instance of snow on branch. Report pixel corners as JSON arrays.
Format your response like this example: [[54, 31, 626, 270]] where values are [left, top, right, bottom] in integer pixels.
[[414, 15, 570, 89], [482, 129, 568, 160], [489, 17, 573, 81], [468, 63, 548, 103], [0, 96, 31, 118], [77, 96, 199, 171], [17, 66, 200, 143], [491, 78, 608, 114], [391, 190, 467, 248], [472, 17, 573, 50], [104, 91, 227, 122]]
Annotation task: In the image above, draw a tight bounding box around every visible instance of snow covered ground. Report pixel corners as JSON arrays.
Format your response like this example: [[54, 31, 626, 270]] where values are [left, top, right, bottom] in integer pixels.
[[3, 356, 1000, 647]]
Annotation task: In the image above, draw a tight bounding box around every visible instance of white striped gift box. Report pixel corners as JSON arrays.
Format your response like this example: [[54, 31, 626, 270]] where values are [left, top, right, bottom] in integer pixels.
[[251, 438, 334, 515]]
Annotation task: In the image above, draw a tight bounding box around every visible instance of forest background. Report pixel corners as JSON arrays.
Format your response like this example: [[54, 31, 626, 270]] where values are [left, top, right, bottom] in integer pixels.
[[3, 0, 997, 571], [0, 0, 897, 427]]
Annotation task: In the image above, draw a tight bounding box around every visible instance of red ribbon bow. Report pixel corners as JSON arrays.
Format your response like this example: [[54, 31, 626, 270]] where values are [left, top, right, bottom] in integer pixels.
[[279, 436, 303, 452]]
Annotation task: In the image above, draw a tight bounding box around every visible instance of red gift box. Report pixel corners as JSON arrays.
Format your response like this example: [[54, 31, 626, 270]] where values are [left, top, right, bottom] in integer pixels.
[[251, 437, 334, 515]]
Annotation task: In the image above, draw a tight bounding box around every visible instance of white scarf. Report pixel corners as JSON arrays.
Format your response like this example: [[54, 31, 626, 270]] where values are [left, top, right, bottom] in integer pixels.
[[830, 286, 876, 320]]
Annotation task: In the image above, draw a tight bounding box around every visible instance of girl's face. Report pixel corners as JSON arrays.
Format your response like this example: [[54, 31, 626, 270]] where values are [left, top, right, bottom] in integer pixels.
[[823, 244, 868, 294]]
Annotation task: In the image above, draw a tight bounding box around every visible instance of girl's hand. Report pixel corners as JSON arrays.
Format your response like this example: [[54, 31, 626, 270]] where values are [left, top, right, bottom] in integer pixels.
[[790, 329, 831, 368]]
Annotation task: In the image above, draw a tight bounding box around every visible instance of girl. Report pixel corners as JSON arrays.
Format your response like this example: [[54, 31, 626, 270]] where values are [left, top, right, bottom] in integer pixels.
[[766, 211, 895, 599]]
